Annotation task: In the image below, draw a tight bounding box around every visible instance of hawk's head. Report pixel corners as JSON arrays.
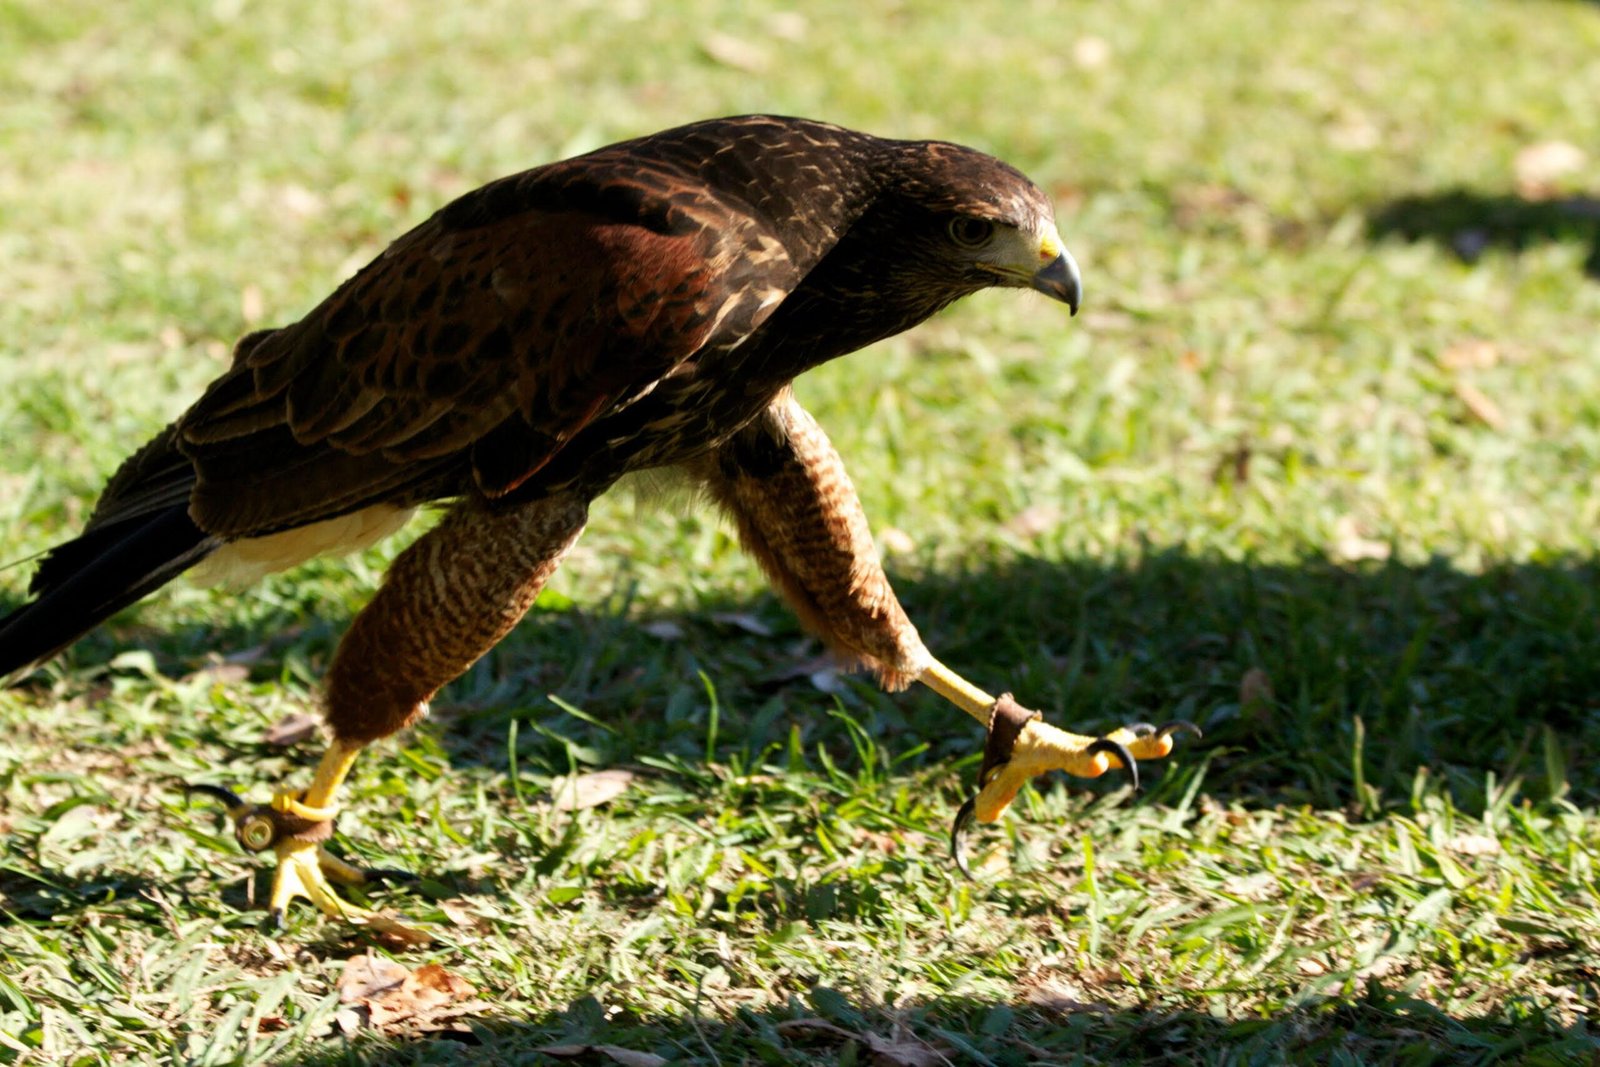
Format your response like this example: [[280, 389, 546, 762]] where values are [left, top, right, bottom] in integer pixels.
[[885, 139, 1082, 315]]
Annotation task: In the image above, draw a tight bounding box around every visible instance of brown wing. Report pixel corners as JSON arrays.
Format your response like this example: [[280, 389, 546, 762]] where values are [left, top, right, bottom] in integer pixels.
[[177, 164, 798, 537]]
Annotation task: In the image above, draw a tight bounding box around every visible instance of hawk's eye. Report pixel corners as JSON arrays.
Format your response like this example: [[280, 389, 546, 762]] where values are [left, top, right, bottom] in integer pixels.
[[946, 217, 996, 248]]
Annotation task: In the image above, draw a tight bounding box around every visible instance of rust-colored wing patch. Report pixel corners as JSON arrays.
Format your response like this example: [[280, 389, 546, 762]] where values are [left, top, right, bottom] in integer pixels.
[[179, 177, 794, 536]]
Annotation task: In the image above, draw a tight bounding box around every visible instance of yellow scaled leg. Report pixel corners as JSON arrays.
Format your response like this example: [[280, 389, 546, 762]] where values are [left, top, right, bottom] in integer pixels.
[[271, 737, 362, 821], [191, 739, 431, 943], [917, 658, 1199, 875]]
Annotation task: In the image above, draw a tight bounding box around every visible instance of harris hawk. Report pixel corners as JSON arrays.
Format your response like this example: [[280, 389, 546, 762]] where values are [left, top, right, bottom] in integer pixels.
[[0, 116, 1193, 939]]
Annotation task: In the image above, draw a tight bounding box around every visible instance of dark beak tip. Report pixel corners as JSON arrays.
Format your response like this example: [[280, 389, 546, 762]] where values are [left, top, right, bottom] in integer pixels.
[[1032, 250, 1083, 315]]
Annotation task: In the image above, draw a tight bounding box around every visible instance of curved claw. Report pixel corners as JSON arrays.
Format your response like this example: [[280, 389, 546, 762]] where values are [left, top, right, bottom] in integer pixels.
[[1085, 736, 1140, 792], [949, 795, 979, 881], [187, 783, 248, 810], [186, 783, 332, 853], [1156, 720, 1203, 741], [1126, 722, 1158, 738]]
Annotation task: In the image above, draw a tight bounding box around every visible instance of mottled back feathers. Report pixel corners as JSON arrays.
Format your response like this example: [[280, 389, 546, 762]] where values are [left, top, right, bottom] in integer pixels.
[[120, 116, 1062, 539]]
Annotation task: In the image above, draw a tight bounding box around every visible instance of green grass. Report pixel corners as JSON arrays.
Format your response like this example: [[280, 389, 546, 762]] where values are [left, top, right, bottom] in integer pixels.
[[3, 0, 1600, 1063]]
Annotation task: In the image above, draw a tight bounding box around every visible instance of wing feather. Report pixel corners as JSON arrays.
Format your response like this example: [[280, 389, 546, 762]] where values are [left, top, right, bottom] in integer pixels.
[[178, 164, 799, 537]]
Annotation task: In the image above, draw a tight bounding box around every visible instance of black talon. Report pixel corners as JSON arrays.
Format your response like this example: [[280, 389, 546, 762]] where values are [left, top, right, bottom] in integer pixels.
[[361, 867, 418, 885], [1157, 720, 1202, 741], [187, 783, 247, 809], [1086, 737, 1140, 792], [1126, 722, 1158, 738], [949, 794, 979, 881]]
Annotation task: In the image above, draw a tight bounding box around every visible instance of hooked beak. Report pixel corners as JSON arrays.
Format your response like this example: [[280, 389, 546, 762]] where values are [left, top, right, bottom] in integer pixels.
[[1031, 248, 1083, 315]]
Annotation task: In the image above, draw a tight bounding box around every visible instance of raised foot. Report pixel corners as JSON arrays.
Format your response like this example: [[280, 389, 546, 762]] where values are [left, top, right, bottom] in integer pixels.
[[188, 784, 431, 944], [948, 696, 1200, 878]]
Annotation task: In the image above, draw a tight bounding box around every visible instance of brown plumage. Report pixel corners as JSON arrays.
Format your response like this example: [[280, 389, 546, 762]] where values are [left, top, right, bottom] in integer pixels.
[[0, 115, 1187, 940]]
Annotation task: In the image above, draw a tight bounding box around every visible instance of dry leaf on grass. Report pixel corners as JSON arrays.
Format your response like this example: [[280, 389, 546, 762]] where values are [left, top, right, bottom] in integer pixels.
[[640, 620, 685, 641], [767, 11, 807, 40], [1240, 666, 1275, 724], [763, 654, 847, 695], [182, 661, 251, 686], [775, 1018, 945, 1067], [711, 611, 773, 636], [1331, 515, 1390, 564], [877, 526, 916, 555], [334, 955, 487, 1036], [536, 1044, 668, 1066], [1438, 339, 1499, 371], [1326, 110, 1380, 152], [1023, 976, 1115, 1016], [1003, 504, 1062, 539], [1448, 832, 1501, 857], [1072, 35, 1111, 69], [1240, 666, 1274, 705], [550, 769, 635, 812], [263, 711, 320, 747], [1514, 140, 1587, 200], [1453, 379, 1506, 430], [240, 283, 265, 325], [700, 31, 769, 72]]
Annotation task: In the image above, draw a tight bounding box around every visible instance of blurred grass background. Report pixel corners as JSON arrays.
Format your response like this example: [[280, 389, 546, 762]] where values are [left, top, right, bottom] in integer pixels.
[[2, 0, 1599, 1063]]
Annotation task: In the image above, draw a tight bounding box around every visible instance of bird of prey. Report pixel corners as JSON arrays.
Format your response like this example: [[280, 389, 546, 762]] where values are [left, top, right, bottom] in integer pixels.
[[0, 115, 1192, 940]]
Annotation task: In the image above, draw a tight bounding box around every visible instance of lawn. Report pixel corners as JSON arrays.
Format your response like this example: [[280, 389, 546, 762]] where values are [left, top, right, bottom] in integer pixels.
[[2, 0, 1600, 1063]]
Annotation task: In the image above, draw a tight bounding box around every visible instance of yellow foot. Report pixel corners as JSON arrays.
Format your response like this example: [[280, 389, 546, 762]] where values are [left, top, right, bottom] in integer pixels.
[[188, 784, 431, 944], [270, 838, 431, 945], [948, 694, 1200, 877]]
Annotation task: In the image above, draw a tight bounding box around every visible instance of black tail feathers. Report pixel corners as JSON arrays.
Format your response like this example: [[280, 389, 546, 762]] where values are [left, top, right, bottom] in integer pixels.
[[0, 505, 220, 682]]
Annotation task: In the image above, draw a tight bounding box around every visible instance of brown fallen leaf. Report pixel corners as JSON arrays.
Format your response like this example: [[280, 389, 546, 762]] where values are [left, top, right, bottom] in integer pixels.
[[877, 526, 916, 555], [550, 768, 635, 812], [1023, 976, 1115, 1016], [640, 620, 685, 641], [775, 1018, 945, 1067], [337, 954, 408, 1002], [1438, 339, 1499, 371], [1331, 515, 1390, 564], [1071, 35, 1111, 69], [1514, 140, 1587, 200], [711, 611, 773, 636], [335, 955, 487, 1035], [241, 283, 264, 325], [762, 654, 847, 696], [766, 11, 807, 40], [1004, 504, 1062, 539], [1447, 832, 1501, 857], [182, 661, 251, 686], [1240, 666, 1275, 724], [1453, 379, 1505, 431], [1327, 109, 1380, 152], [263, 711, 320, 747], [700, 31, 769, 72], [536, 1044, 668, 1067]]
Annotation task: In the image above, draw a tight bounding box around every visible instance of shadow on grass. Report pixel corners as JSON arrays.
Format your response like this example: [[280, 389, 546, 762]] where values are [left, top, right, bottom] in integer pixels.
[[7, 547, 1600, 815], [423, 549, 1600, 813], [277, 983, 1595, 1066], [5, 549, 1600, 1063], [1368, 188, 1600, 279]]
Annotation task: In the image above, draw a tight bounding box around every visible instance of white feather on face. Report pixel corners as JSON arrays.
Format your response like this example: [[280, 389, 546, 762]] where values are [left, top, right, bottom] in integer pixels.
[[187, 505, 415, 589]]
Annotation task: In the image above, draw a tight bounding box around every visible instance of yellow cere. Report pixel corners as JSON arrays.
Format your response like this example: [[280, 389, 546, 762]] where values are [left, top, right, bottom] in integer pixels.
[[1037, 225, 1063, 264]]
